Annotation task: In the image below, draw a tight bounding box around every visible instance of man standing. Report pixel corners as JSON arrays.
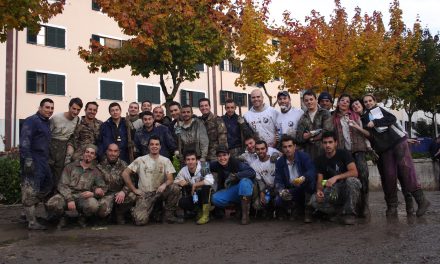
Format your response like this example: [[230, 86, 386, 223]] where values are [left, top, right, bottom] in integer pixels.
[[20, 98, 54, 230], [276, 91, 304, 140], [198, 98, 228, 161], [49, 97, 83, 186], [66, 101, 102, 162], [244, 89, 278, 148], [174, 150, 215, 225], [98, 102, 130, 163], [239, 135, 280, 165], [122, 136, 181, 225], [127, 102, 143, 131], [210, 145, 256, 225], [274, 136, 316, 223], [222, 99, 254, 157], [296, 90, 333, 160], [318, 91, 333, 111], [174, 105, 209, 162], [310, 131, 361, 225], [134, 111, 177, 159], [153, 106, 171, 126], [141, 100, 152, 112], [96, 144, 135, 224], [168, 101, 181, 136], [46, 145, 107, 228]]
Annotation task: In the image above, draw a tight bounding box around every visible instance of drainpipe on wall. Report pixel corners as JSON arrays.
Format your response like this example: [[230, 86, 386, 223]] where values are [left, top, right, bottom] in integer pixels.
[[212, 66, 218, 116], [4, 30, 14, 150]]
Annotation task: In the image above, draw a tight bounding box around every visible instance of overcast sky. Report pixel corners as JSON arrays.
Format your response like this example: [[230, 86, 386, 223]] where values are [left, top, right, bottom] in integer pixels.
[[269, 0, 440, 34]]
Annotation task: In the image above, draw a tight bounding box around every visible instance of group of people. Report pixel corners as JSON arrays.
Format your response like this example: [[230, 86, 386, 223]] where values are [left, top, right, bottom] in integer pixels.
[[19, 88, 431, 230]]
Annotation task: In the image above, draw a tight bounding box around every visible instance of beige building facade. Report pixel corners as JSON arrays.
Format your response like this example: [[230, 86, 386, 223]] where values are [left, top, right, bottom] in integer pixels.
[[1, 0, 294, 151]]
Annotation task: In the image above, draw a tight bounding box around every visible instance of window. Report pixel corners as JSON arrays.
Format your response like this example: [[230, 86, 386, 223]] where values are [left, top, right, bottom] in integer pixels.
[[180, 90, 205, 107], [91, 34, 123, 48], [195, 63, 205, 72], [220, 59, 241, 73], [100, 80, 123, 100], [27, 25, 65, 48], [92, 0, 101, 11], [137, 84, 161, 104], [26, 71, 65, 95], [220, 90, 247, 107]]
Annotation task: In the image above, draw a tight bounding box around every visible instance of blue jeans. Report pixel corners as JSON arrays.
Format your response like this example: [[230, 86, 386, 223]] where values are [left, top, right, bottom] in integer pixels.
[[212, 178, 253, 207]]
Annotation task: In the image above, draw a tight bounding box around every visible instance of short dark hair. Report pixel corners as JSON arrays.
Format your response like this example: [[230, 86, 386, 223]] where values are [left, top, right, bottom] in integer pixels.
[[169, 101, 181, 109], [350, 98, 364, 111], [336, 93, 352, 112], [184, 149, 198, 159], [85, 101, 99, 110], [181, 104, 193, 110], [255, 140, 268, 149], [244, 135, 257, 142], [321, 131, 337, 142], [303, 90, 317, 100], [281, 135, 296, 145], [108, 102, 121, 113], [40, 98, 54, 107], [141, 100, 152, 105], [140, 111, 154, 119], [198, 98, 211, 107], [148, 135, 161, 146], [129, 102, 139, 107], [225, 98, 235, 105], [69, 97, 83, 108]]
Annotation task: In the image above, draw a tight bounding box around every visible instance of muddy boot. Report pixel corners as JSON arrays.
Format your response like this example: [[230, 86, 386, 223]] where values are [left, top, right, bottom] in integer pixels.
[[57, 217, 67, 230], [404, 192, 415, 216], [304, 207, 313, 223], [342, 214, 356, 225], [412, 189, 431, 217], [196, 204, 210, 225], [164, 210, 184, 224], [78, 216, 87, 228], [240, 196, 251, 225], [385, 206, 398, 218], [25, 206, 47, 230], [361, 193, 371, 219]]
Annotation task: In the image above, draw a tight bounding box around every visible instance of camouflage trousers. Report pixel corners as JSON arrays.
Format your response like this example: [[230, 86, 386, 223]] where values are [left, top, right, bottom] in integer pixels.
[[49, 139, 68, 187], [229, 147, 244, 159], [132, 184, 180, 226], [310, 177, 361, 216], [97, 192, 136, 218], [21, 181, 50, 207], [46, 194, 100, 217]]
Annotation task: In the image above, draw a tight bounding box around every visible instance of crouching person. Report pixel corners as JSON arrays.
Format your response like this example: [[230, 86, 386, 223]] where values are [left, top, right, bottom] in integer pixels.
[[96, 143, 135, 224], [121, 135, 182, 225], [310, 131, 361, 225], [210, 145, 256, 225], [274, 136, 316, 223], [46, 145, 107, 228], [175, 150, 214, 225]]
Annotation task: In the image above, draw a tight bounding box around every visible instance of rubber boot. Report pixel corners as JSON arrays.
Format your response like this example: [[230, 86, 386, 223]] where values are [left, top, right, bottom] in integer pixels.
[[404, 192, 415, 216], [115, 206, 126, 225], [25, 206, 47, 230], [240, 196, 251, 225], [78, 216, 87, 228], [196, 204, 210, 225], [412, 189, 431, 217], [164, 210, 184, 224], [385, 196, 398, 218], [57, 216, 67, 230]]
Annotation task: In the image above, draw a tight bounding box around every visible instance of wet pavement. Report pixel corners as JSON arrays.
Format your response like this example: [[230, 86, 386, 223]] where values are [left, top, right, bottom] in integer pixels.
[[0, 191, 439, 264]]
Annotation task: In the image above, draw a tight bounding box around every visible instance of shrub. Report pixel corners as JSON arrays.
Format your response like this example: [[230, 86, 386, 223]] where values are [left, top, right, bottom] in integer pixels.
[[0, 157, 21, 204]]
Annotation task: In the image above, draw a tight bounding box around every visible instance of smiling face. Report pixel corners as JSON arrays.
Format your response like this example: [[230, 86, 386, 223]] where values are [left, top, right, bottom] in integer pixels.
[[109, 105, 121, 120], [337, 96, 350, 112], [199, 100, 211, 116], [363, 95, 376, 110], [128, 103, 139, 116], [245, 138, 256, 153], [169, 105, 181, 120], [39, 102, 54, 119], [106, 143, 120, 163], [85, 104, 98, 120], [69, 103, 82, 119], [225, 102, 236, 116], [250, 90, 264, 109], [153, 107, 165, 121], [303, 94, 318, 112], [148, 139, 161, 155], [142, 114, 155, 130], [82, 147, 97, 164], [181, 107, 193, 122], [141, 101, 152, 112], [216, 152, 230, 166], [351, 100, 364, 114], [185, 154, 198, 171], [255, 143, 268, 160], [278, 95, 291, 111]]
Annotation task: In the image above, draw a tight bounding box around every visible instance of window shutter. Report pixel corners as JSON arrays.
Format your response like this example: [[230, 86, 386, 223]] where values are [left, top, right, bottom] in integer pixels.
[[26, 71, 37, 93], [138, 85, 160, 104], [45, 26, 57, 47], [241, 93, 247, 106], [92, 0, 101, 10], [220, 61, 224, 71], [151, 87, 160, 104], [101, 80, 122, 100], [56, 28, 65, 48], [56, 75, 65, 95], [46, 74, 58, 95], [195, 64, 204, 71], [234, 93, 242, 107], [220, 90, 226, 105], [180, 90, 187, 105], [27, 29, 37, 44]]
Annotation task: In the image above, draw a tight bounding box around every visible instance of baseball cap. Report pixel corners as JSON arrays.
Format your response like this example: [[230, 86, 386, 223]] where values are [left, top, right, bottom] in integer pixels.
[[216, 145, 229, 155], [277, 91, 290, 98], [318, 91, 333, 102]]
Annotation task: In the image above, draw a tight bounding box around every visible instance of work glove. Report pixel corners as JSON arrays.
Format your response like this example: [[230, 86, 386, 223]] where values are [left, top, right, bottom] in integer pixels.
[[279, 189, 292, 201], [270, 152, 280, 163], [237, 116, 245, 125], [224, 173, 238, 188], [24, 158, 34, 175]]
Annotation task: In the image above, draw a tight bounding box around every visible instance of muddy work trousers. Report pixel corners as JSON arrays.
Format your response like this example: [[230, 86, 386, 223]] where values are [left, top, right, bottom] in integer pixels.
[[310, 177, 361, 216], [97, 192, 136, 218], [46, 194, 100, 217], [178, 185, 212, 211], [49, 139, 69, 187], [131, 184, 180, 226]]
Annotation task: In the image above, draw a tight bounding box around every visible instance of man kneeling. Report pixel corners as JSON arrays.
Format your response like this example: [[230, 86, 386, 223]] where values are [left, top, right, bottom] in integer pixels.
[[46, 145, 106, 228], [175, 150, 214, 225], [310, 131, 361, 225], [122, 135, 181, 225]]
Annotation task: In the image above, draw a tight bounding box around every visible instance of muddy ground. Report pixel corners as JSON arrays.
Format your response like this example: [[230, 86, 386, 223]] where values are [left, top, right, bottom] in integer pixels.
[[0, 191, 439, 264]]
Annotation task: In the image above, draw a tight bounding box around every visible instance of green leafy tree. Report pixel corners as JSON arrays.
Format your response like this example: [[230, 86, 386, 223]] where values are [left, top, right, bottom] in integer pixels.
[[78, 0, 236, 109], [0, 0, 64, 42]]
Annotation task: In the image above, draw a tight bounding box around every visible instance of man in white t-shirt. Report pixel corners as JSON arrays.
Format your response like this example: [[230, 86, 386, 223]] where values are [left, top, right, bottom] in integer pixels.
[[244, 89, 279, 147], [239, 135, 280, 165], [122, 135, 181, 225], [276, 91, 304, 140]]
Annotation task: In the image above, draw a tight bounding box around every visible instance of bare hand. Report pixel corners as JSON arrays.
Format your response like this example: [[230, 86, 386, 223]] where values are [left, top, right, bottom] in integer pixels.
[[191, 185, 197, 195], [316, 190, 324, 203], [326, 176, 338, 187], [157, 184, 167, 193], [259, 192, 266, 205], [114, 191, 125, 204], [177, 180, 188, 187], [67, 201, 76, 211], [94, 188, 104, 197], [303, 132, 311, 140], [81, 191, 94, 199], [133, 188, 143, 196], [367, 121, 375, 128]]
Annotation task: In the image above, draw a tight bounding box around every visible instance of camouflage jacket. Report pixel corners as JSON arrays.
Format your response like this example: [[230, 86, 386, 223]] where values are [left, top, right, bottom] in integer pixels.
[[68, 117, 102, 161], [175, 118, 209, 160], [97, 158, 130, 194], [200, 112, 228, 161], [57, 161, 107, 202]]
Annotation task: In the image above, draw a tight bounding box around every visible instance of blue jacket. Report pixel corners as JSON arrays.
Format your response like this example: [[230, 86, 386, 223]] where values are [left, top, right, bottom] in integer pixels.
[[98, 117, 129, 163], [210, 158, 256, 191], [222, 113, 254, 149], [134, 125, 177, 158], [19, 112, 53, 192], [274, 151, 316, 193]]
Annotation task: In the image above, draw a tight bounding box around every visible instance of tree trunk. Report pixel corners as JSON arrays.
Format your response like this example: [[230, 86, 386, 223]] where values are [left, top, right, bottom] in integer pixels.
[[261, 83, 273, 106], [407, 111, 413, 138]]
